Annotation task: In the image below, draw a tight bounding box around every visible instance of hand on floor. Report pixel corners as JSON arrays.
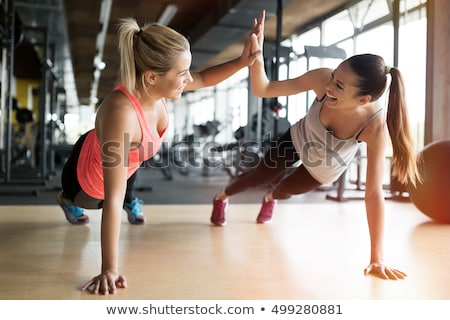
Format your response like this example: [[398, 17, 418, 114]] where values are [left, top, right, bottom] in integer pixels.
[[81, 270, 127, 294], [364, 263, 407, 280]]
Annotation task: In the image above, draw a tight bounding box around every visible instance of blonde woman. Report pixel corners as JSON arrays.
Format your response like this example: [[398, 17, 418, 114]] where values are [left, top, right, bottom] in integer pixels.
[[57, 11, 265, 294]]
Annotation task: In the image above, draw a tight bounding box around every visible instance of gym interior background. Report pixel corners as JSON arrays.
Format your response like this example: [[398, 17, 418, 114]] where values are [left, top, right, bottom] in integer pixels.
[[0, 0, 450, 302], [2, 0, 446, 205]]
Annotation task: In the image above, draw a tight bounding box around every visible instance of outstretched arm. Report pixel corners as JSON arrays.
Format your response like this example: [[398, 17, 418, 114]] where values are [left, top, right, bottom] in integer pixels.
[[80, 97, 135, 294], [250, 48, 333, 99], [185, 10, 265, 91], [249, 18, 332, 99], [361, 124, 406, 280]]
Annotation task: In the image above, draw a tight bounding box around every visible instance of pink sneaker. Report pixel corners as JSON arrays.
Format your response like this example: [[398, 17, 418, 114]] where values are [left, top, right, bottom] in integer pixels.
[[256, 197, 276, 224], [211, 197, 228, 226]]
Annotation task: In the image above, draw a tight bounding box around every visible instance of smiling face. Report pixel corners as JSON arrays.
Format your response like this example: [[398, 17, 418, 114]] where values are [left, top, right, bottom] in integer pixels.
[[150, 50, 193, 100], [324, 61, 371, 110]]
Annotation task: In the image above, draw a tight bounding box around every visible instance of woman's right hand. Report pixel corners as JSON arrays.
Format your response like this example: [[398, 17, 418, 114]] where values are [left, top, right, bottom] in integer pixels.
[[81, 270, 127, 295], [253, 10, 265, 47], [239, 10, 265, 67]]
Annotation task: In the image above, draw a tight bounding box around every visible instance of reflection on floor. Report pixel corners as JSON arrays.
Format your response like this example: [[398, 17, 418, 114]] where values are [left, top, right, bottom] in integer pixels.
[[0, 201, 448, 300]]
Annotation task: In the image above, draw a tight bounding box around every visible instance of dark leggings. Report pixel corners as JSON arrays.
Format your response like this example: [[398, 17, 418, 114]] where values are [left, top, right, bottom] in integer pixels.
[[224, 129, 322, 200], [61, 131, 138, 209]]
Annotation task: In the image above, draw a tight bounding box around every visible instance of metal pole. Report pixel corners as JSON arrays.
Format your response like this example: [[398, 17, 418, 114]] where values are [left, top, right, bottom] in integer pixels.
[[48, 44, 56, 174], [393, 0, 399, 67], [274, 0, 282, 81], [4, 0, 16, 182], [37, 27, 49, 179], [273, 0, 283, 138]]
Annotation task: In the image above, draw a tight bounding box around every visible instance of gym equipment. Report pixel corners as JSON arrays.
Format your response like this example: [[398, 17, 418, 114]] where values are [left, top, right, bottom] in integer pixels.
[[407, 139, 450, 224]]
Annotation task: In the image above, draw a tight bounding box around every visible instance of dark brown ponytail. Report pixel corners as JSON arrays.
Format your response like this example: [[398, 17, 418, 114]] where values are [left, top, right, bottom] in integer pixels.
[[386, 67, 422, 186]]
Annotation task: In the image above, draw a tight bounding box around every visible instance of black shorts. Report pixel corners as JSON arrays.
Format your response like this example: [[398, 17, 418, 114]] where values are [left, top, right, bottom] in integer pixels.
[[60, 130, 103, 209]]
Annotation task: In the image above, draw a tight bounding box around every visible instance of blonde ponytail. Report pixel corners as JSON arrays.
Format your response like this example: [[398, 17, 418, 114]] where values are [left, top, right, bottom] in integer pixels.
[[116, 18, 190, 96]]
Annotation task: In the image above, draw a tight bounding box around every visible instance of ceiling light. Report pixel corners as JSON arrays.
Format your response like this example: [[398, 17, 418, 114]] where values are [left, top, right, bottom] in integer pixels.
[[157, 4, 178, 25]]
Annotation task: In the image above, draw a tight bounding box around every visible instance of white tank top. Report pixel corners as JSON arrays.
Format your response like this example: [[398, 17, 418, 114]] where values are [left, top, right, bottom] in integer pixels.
[[290, 96, 382, 184]]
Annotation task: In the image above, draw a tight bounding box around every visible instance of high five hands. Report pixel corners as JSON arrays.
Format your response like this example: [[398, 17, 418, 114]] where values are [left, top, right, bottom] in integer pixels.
[[240, 10, 265, 66]]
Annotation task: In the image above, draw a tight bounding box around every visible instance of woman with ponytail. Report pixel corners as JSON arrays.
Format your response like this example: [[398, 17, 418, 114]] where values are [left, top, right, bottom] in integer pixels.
[[211, 21, 421, 280], [57, 11, 265, 294]]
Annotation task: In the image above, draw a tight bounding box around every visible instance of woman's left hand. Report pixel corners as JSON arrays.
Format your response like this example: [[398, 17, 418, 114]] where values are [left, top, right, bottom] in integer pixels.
[[364, 263, 407, 280]]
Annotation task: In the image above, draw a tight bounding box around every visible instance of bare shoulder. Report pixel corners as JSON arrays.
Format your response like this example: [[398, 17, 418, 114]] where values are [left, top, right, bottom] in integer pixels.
[[95, 91, 138, 139], [303, 67, 332, 84], [307, 68, 332, 97], [314, 67, 333, 78], [358, 112, 387, 147]]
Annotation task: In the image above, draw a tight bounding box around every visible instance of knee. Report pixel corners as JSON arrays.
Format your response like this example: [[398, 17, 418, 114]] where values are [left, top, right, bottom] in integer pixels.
[[272, 188, 292, 200]]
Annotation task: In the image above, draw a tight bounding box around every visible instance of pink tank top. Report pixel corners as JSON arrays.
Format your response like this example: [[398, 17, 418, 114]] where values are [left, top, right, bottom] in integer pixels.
[[77, 83, 168, 199]]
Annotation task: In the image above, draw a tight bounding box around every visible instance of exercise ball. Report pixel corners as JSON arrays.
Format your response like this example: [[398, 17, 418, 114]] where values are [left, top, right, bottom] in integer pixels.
[[407, 139, 450, 223]]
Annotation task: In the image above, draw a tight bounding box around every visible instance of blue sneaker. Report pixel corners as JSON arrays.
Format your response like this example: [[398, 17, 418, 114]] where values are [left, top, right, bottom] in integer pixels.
[[124, 197, 145, 225], [56, 191, 89, 225]]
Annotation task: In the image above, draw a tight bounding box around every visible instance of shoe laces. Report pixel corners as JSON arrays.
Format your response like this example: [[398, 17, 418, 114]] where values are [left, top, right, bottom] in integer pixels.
[[213, 198, 227, 211], [126, 198, 144, 216], [67, 204, 85, 217]]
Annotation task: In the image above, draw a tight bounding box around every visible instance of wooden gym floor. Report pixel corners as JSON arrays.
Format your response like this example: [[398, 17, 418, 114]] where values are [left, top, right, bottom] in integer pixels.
[[0, 200, 449, 300]]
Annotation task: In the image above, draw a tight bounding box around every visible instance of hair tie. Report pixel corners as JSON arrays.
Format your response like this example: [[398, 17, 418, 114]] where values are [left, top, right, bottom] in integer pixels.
[[385, 66, 392, 74], [136, 28, 143, 36]]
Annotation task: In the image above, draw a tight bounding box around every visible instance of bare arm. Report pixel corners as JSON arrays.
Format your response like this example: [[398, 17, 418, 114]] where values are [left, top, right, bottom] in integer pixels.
[[364, 127, 387, 265], [248, 24, 332, 99], [360, 122, 406, 280], [81, 96, 137, 294], [185, 10, 265, 91], [186, 59, 248, 91], [250, 11, 333, 98], [251, 59, 332, 98]]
